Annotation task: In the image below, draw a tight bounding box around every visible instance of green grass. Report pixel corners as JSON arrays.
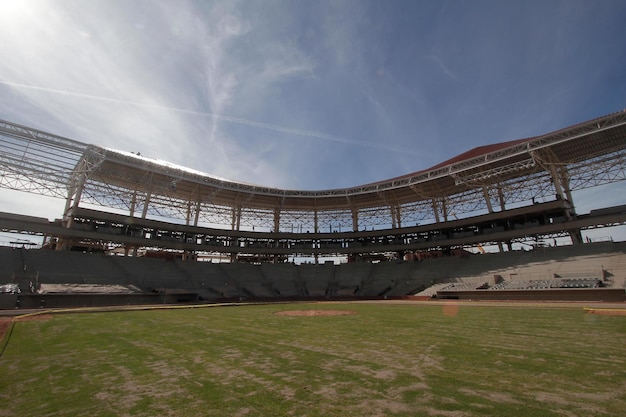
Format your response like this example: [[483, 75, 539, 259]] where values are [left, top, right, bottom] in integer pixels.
[[1, 302, 625, 416]]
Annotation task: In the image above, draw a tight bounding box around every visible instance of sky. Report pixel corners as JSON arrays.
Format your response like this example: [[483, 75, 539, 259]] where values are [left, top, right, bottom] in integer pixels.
[[1, 0, 626, 243]]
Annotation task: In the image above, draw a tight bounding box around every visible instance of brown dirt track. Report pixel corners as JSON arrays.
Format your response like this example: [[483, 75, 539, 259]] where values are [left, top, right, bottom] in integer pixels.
[[0, 314, 53, 342], [274, 309, 357, 317], [0, 317, 10, 341], [584, 307, 626, 316]]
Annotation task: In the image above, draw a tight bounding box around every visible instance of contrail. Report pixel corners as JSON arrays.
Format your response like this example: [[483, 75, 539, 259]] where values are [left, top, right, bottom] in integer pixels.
[[0, 80, 419, 155]]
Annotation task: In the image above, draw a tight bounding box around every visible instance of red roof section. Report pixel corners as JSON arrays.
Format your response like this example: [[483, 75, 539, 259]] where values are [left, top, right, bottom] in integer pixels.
[[375, 136, 535, 186], [387, 109, 626, 183], [427, 137, 534, 171]]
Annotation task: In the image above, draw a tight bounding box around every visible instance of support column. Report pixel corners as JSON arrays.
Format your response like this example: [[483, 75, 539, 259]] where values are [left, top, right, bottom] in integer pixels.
[[141, 192, 151, 219], [555, 165, 582, 244], [351, 208, 359, 232], [497, 187, 506, 211], [66, 173, 86, 227], [181, 200, 198, 261], [431, 199, 441, 223], [58, 190, 73, 251], [125, 192, 138, 257], [392, 204, 402, 229], [562, 172, 575, 208], [548, 164, 567, 202], [229, 206, 241, 262], [273, 208, 280, 233], [496, 186, 512, 251], [129, 192, 137, 217], [482, 186, 494, 213], [186, 201, 193, 226], [58, 170, 87, 250], [231, 205, 241, 231], [534, 149, 582, 245], [483, 186, 504, 252], [193, 201, 201, 227], [132, 192, 151, 257]]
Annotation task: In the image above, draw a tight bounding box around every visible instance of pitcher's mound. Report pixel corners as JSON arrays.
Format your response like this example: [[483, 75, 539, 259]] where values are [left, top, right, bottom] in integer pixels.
[[275, 310, 357, 317]]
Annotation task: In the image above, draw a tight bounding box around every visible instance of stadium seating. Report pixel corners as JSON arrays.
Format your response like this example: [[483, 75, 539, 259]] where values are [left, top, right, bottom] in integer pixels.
[[260, 263, 299, 297], [298, 264, 334, 297], [1, 241, 624, 306], [335, 262, 371, 296], [223, 263, 275, 298]]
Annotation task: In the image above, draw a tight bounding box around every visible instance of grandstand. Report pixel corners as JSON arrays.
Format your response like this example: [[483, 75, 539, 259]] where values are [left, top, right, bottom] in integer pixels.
[[1, 111, 626, 307]]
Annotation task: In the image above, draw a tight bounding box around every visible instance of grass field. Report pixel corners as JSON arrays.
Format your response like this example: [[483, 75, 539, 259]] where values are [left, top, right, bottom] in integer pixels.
[[0, 302, 625, 416]]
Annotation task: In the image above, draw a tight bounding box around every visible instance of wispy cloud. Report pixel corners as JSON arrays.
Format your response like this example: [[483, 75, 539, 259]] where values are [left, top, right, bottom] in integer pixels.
[[0, 79, 422, 157], [1, 0, 625, 204], [428, 55, 459, 81]]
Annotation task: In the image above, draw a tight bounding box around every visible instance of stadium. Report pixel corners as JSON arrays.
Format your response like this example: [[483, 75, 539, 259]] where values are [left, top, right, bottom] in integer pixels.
[[1, 112, 626, 417], [0, 110, 625, 308]]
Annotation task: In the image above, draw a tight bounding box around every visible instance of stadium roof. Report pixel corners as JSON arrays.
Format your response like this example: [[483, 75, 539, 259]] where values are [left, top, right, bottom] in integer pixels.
[[1, 110, 625, 229], [90, 110, 626, 209]]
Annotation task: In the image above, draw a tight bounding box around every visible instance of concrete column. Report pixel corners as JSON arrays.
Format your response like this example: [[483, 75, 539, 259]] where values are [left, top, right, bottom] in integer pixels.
[[232, 206, 241, 231], [193, 201, 201, 227], [484, 186, 504, 252], [132, 191, 151, 257], [482, 186, 494, 213], [431, 199, 441, 223], [273, 208, 280, 233], [141, 192, 151, 219], [557, 166, 582, 244], [390, 204, 397, 229], [58, 169, 87, 251]]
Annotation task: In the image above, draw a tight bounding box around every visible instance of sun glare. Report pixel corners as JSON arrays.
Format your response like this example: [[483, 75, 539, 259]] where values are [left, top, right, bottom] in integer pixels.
[[0, 0, 30, 18]]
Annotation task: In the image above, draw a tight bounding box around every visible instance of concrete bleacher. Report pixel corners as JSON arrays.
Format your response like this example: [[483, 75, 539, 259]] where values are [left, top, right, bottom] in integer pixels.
[[335, 263, 371, 296], [175, 261, 240, 298], [416, 276, 489, 296], [1, 240, 625, 307], [414, 282, 451, 298], [0, 247, 25, 279], [18, 250, 127, 287], [0, 248, 33, 294], [299, 264, 334, 297], [360, 262, 410, 296], [222, 263, 275, 298], [416, 241, 626, 298], [110, 256, 200, 293], [489, 277, 602, 290], [260, 263, 299, 297]]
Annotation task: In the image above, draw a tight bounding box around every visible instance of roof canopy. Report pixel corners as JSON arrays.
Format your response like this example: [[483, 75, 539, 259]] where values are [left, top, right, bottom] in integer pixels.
[[1, 110, 625, 231]]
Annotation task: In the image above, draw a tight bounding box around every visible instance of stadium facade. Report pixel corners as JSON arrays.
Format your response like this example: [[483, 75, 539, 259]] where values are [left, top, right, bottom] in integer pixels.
[[1, 111, 626, 306], [2, 110, 626, 260]]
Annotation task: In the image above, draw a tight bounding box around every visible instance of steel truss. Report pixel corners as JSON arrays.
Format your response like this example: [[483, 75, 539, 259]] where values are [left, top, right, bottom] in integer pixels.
[[0, 120, 88, 198], [1, 111, 626, 241]]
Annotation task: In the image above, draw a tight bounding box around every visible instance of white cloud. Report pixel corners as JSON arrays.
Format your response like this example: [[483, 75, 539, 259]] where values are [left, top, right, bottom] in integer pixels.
[[0, 0, 625, 227], [0, 1, 197, 163]]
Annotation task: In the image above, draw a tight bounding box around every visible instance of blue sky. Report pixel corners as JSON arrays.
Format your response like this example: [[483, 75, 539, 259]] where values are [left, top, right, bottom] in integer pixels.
[[1, 0, 625, 241]]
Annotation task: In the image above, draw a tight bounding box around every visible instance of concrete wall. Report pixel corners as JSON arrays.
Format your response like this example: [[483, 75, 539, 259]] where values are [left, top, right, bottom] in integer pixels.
[[436, 288, 626, 302]]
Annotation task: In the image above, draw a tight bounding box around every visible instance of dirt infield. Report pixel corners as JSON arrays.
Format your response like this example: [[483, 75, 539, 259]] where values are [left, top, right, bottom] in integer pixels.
[[0, 314, 53, 342], [274, 309, 357, 317], [0, 317, 11, 342]]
